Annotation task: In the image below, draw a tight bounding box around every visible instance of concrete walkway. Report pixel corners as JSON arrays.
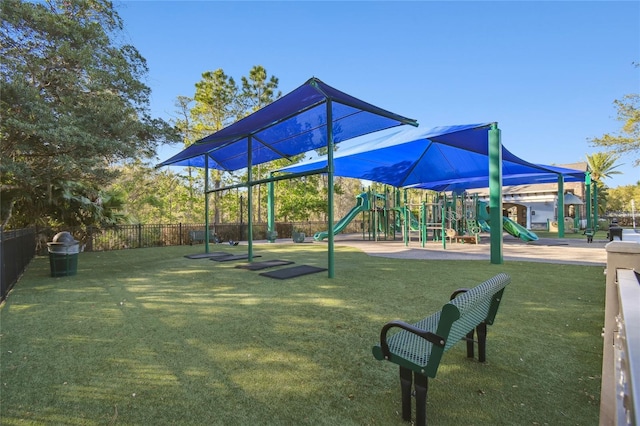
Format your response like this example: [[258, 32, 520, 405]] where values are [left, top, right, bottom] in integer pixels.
[[328, 233, 609, 266]]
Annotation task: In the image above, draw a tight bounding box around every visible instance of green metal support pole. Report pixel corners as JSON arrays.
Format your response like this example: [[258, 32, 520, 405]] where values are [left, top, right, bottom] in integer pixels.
[[373, 188, 378, 242], [385, 186, 390, 240], [247, 136, 253, 261], [488, 123, 503, 264], [593, 182, 599, 232], [557, 175, 565, 238], [421, 201, 426, 248], [403, 189, 409, 246], [585, 172, 592, 231], [327, 101, 335, 278], [204, 156, 210, 254], [440, 196, 446, 249], [267, 172, 275, 243]]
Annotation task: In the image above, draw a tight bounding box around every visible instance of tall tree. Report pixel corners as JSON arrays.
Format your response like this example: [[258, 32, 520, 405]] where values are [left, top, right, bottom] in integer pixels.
[[186, 69, 242, 224], [240, 65, 281, 113], [240, 66, 281, 222], [0, 0, 179, 228], [176, 67, 283, 224], [172, 96, 200, 214], [590, 92, 640, 166], [191, 69, 241, 139]]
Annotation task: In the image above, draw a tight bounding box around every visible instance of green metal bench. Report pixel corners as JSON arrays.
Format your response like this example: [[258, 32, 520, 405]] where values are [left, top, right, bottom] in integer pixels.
[[189, 230, 219, 245], [584, 228, 594, 243], [372, 273, 510, 425]]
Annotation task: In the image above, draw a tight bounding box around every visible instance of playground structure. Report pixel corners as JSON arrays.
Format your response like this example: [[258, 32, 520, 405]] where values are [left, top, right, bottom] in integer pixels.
[[314, 188, 539, 246], [313, 188, 505, 247]]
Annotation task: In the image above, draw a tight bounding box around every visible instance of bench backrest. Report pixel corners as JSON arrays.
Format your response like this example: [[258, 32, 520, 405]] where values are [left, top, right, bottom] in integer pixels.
[[425, 273, 510, 376], [190, 230, 215, 239]]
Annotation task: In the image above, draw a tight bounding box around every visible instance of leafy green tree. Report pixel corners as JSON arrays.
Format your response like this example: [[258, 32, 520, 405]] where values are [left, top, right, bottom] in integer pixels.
[[27, 180, 129, 228], [0, 0, 179, 228], [334, 177, 366, 218], [590, 92, 640, 166], [108, 160, 199, 224], [276, 175, 326, 222], [607, 183, 640, 213], [174, 66, 288, 224], [240, 65, 282, 113], [185, 69, 243, 223], [191, 69, 242, 139], [240, 66, 281, 222]]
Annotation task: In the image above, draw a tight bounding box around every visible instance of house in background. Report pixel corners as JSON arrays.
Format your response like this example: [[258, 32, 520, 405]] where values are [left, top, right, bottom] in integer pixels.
[[474, 162, 588, 231]]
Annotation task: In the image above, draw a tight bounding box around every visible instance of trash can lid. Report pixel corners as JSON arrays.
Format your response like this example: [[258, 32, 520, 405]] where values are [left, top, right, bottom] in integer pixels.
[[52, 231, 78, 245]]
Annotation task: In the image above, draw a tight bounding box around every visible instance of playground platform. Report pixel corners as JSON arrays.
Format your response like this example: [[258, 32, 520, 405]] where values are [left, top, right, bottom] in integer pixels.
[[328, 232, 609, 266]]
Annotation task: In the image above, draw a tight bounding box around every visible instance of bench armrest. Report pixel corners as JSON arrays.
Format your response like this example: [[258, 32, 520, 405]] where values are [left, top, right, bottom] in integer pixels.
[[379, 320, 446, 360], [450, 288, 470, 300]]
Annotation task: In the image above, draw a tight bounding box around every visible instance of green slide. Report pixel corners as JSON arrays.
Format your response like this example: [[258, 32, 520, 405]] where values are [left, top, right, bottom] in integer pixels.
[[314, 193, 369, 241], [502, 216, 538, 242], [393, 206, 420, 231], [477, 201, 537, 242]]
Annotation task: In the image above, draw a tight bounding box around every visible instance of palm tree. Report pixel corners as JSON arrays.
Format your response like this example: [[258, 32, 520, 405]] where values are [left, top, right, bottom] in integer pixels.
[[587, 152, 623, 182], [586, 152, 624, 217]]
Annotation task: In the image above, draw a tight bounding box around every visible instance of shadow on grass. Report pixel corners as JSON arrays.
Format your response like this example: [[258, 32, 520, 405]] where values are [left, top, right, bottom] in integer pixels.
[[0, 244, 603, 425]]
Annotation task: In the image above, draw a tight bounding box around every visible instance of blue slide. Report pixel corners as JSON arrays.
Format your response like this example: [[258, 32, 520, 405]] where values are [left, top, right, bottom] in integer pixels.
[[314, 193, 369, 241]]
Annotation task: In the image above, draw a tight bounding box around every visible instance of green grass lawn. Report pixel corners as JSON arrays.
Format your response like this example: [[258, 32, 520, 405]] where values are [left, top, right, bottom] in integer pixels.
[[1, 244, 603, 425], [534, 227, 621, 241], [529, 230, 601, 241]]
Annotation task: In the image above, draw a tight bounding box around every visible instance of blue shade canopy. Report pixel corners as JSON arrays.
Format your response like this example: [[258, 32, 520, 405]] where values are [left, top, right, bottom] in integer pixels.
[[277, 123, 585, 190], [157, 77, 418, 171]]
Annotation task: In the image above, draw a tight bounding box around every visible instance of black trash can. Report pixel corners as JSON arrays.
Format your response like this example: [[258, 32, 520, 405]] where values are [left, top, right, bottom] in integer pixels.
[[47, 232, 80, 277], [608, 219, 623, 242]]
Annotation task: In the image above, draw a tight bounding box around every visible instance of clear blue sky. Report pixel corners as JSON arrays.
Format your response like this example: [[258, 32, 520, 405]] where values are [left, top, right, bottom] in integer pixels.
[[117, 1, 639, 188]]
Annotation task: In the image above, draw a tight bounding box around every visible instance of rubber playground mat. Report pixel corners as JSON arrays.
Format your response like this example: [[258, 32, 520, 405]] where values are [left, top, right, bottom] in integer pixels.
[[235, 260, 295, 271], [210, 254, 262, 262], [259, 265, 327, 280], [184, 252, 233, 259]]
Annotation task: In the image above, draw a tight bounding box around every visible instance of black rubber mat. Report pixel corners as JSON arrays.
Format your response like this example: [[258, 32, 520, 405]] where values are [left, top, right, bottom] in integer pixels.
[[259, 265, 327, 280], [184, 252, 232, 259], [211, 254, 262, 262], [235, 260, 295, 271]]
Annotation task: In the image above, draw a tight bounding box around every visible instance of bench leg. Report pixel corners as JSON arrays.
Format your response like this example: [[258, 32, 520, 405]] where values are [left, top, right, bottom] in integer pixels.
[[466, 329, 475, 359], [399, 367, 412, 422], [414, 372, 429, 426], [477, 322, 487, 362]]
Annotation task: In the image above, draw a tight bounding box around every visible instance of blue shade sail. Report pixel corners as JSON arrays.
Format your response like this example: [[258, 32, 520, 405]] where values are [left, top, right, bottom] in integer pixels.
[[277, 124, 585, 190], [157, 77, 418, 171]]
